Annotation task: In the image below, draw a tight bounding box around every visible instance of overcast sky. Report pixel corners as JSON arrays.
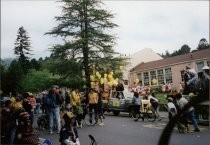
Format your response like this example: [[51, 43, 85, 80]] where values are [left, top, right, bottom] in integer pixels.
[[1, 1, 209, 59]]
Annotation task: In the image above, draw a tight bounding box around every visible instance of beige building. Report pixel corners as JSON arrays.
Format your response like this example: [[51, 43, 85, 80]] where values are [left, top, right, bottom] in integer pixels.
[[129, 48, 210, 92], [122, 48, 162, 84]]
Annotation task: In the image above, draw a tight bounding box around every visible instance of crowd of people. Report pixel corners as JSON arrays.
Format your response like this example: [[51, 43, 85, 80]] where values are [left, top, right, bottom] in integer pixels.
[[1, 65, 209, 144], [1, 85, 107, 145]]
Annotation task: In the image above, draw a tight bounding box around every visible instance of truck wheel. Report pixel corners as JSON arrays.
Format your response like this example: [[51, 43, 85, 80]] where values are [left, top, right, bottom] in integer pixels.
[[113, 110, 120, 116]]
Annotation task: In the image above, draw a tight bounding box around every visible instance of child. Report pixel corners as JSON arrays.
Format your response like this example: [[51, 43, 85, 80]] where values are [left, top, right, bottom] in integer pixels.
[[167, 97, 177, 121], [59, 112, 80, 145]]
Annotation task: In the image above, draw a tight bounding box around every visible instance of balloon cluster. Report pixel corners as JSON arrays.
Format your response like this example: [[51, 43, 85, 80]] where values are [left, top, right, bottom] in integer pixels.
[[90, 71, 119, 89]]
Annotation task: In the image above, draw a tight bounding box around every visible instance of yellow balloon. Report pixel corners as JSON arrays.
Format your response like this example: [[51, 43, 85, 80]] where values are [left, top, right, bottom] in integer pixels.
[[90, 75, 95, 81], [115, 78, 119, 82], [110, 71, 114, 75], [108, 74, 113, 80], [113, 80, 118, 86], [104, 73, 107, 78], [91, 82, 95, 88], [104, 78, 108, 83], [96, 71, 100, 77], [135, 78, 139, 84], [97, 74, 101, 79], [100, 78, 104, 84], [152, 79, 157, 85], [108, 81, 113, 87]]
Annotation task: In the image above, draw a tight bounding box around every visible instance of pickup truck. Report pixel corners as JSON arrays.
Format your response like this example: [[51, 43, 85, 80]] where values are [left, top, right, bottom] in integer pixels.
[[103, 90, 134, 116]]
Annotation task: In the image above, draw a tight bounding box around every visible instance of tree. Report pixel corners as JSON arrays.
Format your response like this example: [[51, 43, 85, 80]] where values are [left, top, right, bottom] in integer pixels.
[[180, 44, 191, 54], [14, 26, 32, 73], [46, 0, 119, 88], [197, 38, 209, 50], [0, 60, 7, 95], [6, 60, 24, 94], [20, 69, 60, 92], [30, 58, 41, 70]]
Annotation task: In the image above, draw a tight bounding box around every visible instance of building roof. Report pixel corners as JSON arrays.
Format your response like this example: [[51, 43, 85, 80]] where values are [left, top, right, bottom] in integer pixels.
[[123, 48, 162, 79], [129, 48, 163, 68], [130, 48, 210, 72]]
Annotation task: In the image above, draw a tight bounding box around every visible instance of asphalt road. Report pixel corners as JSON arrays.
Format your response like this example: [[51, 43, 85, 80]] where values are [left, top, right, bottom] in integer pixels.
[[35, 112, 210, 145]]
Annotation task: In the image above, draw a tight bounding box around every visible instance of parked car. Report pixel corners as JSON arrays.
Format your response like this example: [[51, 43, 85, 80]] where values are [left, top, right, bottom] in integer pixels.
[[103, 89, 134, 116]]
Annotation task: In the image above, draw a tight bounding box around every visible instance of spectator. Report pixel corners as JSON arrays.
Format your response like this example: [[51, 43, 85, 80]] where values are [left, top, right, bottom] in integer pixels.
[[47, 86, 62, 134], [115, 82, 124, 98], [88, 89, 99, 123], [35, 96, 41, 115], [71, 89, 82, 127], [1, 100, 12, 144], [176, 93, 200, 132], [183, 66, 197, 94], [9, 98, 23, 145], [167, 97, 177, 121], [22, 92, 34, 125], [71, 89, 81, 111], [148, 92, 161, 121], [41, 92, 47, 114], [59, 112, 80, 145], [65, 91, 71, 109], [132, 92, 144, 121], [97, 89, 105, 126]]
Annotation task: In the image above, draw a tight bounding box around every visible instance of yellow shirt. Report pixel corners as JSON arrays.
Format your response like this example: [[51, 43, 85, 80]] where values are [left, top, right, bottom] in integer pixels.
[[10, 97, 16, 104], [71, 91, 80, 106], [12, 101, 23, 113], [88, 92, 98, 104]]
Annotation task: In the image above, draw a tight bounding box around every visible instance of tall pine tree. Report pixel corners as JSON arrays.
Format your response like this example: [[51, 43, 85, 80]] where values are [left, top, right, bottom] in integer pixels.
[[46, 0, 119, 88], [14, 26, 32, 73]]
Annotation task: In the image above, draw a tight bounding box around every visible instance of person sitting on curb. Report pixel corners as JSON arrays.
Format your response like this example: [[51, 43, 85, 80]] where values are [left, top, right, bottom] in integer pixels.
[[59, 112, 80, 145]]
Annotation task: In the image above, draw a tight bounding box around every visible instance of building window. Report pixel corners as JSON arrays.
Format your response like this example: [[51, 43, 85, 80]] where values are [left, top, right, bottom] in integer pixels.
[[150, 70, 157, 85], [197, 62, 204, 72], [180, 70, 185, 82], [165, 68, 172, 83], [143, 72, 149, 86], [157, 69, 164, 85], [137, 73, 142, 85]]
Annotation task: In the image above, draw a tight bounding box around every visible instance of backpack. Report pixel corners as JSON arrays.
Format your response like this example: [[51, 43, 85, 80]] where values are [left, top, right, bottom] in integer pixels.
[[45, 95, 56, 108]]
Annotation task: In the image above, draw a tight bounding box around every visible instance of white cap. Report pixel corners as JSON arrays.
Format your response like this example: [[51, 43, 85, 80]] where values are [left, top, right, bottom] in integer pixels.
[[202, 66, 209, 70]]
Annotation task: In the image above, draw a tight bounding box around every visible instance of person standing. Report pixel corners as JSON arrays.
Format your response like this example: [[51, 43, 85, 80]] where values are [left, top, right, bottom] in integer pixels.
[[22, 92, 34, 125], [167, 97, 177, 121], [47, 86, 62, 134], [65, 91, 71, 109], [71, 89, 82, 127], [97, 89, 105, 126], [176, 93, 200, 132], [183, 66, 197, 94], [88, 89, 99, 123], [148, 92, 161, 121], [41, 92, 47, 114], [132, 92, 144, 121]]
